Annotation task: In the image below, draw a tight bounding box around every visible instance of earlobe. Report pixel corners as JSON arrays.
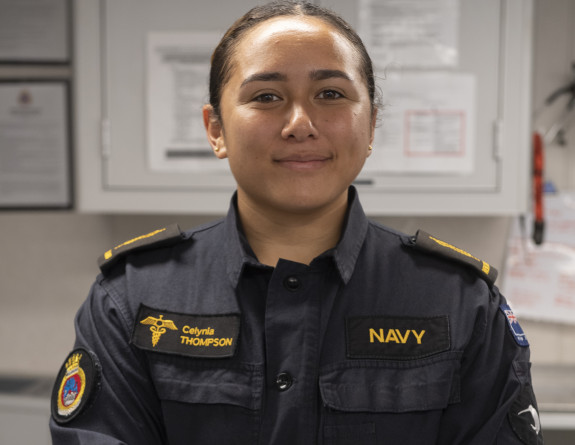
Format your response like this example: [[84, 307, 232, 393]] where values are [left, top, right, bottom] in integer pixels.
[[203, 105, 228, 159]]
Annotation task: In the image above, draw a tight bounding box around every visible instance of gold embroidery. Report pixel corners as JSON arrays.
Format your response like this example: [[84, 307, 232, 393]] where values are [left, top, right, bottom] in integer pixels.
[[140, 315, 178, 347]]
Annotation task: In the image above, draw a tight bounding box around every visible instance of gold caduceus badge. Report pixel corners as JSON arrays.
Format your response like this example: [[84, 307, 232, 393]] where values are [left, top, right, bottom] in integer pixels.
[[140, 315, 178, 347]]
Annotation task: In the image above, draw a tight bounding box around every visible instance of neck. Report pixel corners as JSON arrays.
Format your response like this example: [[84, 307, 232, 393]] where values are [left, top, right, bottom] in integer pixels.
[[237, 193, 349, 267]]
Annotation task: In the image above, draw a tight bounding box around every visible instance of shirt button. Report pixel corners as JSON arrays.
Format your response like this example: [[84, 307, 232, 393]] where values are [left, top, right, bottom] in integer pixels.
[[283, 276, 301, 291], [276, 372, 293, 391]]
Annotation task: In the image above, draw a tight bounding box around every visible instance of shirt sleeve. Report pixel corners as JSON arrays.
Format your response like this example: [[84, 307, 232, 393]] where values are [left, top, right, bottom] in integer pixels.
[[437, 284, 544, 445], [50, 278, 167, 444]]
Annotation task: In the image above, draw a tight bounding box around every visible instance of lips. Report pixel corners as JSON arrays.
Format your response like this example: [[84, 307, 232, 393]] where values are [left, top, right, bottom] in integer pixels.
[[274, 153, 331, 171]]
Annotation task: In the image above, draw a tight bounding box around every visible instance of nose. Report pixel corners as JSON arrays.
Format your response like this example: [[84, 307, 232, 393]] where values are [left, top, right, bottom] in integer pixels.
[[281, 103, 319, 141]]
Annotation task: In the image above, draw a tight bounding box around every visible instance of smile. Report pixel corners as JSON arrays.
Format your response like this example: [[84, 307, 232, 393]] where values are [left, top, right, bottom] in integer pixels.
[[275, 156, 331, 171]]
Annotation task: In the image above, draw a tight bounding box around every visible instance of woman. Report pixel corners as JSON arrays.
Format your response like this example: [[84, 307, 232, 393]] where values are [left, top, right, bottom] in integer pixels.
[[51, 1, 542, 444]]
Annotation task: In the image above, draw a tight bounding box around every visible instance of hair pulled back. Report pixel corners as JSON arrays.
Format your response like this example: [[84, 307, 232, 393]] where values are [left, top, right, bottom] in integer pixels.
[[208, 0, 377, 119]]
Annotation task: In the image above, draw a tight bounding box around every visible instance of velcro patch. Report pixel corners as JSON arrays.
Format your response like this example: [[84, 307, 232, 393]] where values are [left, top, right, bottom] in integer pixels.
[[500, 304, 529, 347], [51, 348, 101, 424], [131, 304, 240, 358], [346, 316, 450, 360]]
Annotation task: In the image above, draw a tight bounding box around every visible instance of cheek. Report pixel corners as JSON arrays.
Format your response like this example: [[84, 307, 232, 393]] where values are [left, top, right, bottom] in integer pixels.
[[323, 110, 358, 134], [227, 108, 277, 139], [347, 112, 373, 144]]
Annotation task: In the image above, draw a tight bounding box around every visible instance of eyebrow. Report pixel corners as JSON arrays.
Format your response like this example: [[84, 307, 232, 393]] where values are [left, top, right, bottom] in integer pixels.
[[240, 69, 352, 87], [309, 69, 352, 82], [240, 72, 287, 87]]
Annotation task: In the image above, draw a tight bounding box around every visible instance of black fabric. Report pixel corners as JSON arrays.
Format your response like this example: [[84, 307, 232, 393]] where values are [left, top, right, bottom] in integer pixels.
[[323, 423, 376, 445], [412, 229, 498, 285], [508, 384, 544, 445], [50, 187, 539, 444], [98, 224, 185, 272]]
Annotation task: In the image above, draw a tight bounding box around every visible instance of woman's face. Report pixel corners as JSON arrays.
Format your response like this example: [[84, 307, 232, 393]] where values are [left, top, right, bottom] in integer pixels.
[[205, 16, 376, 216]]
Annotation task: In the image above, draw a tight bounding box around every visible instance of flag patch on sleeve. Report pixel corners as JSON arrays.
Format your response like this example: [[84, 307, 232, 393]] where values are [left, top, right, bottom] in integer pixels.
[[500, 304, 529, 347]]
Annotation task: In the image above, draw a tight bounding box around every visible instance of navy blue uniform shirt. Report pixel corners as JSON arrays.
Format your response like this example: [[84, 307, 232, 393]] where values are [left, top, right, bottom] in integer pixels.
[[50, 188, 543, 444]]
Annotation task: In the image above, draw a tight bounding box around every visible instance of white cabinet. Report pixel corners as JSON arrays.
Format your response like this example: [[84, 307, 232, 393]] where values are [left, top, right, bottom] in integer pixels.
[[74, 0, 533, 215]]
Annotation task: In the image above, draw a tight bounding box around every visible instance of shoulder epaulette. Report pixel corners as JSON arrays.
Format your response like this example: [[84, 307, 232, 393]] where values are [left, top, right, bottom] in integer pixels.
[[98, 224, 185, 273], [409, 229, 498, 286]]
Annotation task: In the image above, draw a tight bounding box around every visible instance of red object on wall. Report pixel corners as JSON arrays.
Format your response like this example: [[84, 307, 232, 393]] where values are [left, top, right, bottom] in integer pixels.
[[532, 132, 544, 245]]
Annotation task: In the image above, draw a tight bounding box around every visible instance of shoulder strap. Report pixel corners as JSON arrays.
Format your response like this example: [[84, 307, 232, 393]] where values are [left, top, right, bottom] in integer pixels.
[[410, 229, 498, 286], [98, 224, 185, 273]]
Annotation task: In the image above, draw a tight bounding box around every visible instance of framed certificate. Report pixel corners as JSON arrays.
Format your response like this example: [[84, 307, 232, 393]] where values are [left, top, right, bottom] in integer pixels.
[[0, 0, 70, 63], [0, 80, 72, 208]]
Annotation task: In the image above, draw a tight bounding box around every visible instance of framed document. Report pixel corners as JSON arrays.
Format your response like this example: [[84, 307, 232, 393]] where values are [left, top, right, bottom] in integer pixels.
[[0, 0, 70, 63], [0, 80, 72, 208]]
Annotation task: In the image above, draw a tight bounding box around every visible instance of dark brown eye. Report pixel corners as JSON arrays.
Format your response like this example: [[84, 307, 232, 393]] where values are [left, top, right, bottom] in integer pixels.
[[254, 93, 280, 103], [318, 89, 343, 100]]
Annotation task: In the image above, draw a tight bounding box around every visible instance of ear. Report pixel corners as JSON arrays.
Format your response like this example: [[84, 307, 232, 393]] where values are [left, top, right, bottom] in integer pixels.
[[367, 107, 378, 157], [203, 104, 228, 159], [369, 107, 378, 145]]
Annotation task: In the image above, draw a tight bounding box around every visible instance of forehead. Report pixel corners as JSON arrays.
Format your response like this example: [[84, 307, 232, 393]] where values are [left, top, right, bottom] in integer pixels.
[[244, 15, 340, 42], [232, 16, 360, 73]]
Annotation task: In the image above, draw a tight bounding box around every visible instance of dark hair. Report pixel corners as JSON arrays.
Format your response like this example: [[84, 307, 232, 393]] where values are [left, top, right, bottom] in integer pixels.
[[208, 0, 378, 119]]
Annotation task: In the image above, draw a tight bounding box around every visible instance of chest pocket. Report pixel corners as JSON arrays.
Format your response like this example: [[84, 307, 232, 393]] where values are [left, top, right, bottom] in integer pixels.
[[150, 357, 263, 445], [319, 352, 461, 445]]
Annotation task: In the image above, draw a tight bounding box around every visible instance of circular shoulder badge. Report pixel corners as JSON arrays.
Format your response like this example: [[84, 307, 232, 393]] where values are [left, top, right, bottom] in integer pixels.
[[51, 348, 101, 424]]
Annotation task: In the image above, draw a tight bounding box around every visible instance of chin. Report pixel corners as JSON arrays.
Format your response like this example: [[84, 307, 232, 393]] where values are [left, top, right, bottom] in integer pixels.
[[274, 189, 347, 214]]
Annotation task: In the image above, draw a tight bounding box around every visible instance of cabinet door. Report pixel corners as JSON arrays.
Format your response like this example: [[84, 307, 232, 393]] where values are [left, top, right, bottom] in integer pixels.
[[75, 0, 532, 214], [323, 0, 532, 214]]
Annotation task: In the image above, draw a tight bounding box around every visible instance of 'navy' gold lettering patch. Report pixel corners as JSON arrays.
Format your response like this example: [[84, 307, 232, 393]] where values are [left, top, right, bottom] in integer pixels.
[[346, 316, 450, 360], [131, 304, 240, 358]]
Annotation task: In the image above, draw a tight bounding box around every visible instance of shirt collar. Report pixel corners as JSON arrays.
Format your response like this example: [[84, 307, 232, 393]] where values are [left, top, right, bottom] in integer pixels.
[[223, 193, 262, 287], [330, 186, 369, 283], [223, 186, 369, 287]]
